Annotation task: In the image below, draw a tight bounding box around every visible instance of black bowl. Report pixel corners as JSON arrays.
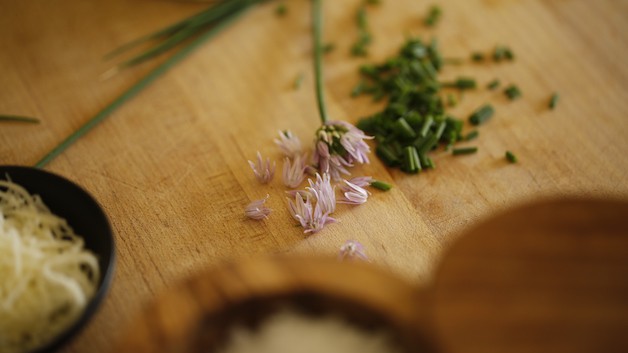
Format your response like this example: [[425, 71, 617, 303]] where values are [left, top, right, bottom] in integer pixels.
[[0, 165, 115, 353]]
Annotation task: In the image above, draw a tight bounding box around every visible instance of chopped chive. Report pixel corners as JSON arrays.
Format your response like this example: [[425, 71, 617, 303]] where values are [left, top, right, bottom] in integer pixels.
[[35, 3, 255, 168], [549, 92, 559, 109], [447, 93, 457, 107], [395, 117, 417, 139], [420, 115, 434, 137], [370, 180, 392, 191], [376, 144, 400, 166], [443, 57, 464, 65], [464, 130, 479, 141], [351, 5, 372, 57], [0, 115, 40, 124], [424, 5, 442, 27], [487, 79, 500, 90], [469, 104, 494, 126], [275, 2, 287, 16], [493, 45, 514, 62], [434, 120, 447, 140], [402, 146, 421, 173], [504, 84, 522, 100], [351, 81, 367, 97], [452, 146, 478, 155], [471, 52, 485, 62], [505, 150, 517, 163], [365, 0, 381, 5], [443, 77, 477, 90], [294, 73, 304, 90]]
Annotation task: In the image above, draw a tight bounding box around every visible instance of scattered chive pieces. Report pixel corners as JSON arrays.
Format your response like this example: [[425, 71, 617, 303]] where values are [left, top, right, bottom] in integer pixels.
[[370, 180, 392, 191], [464, 130, 479, 141], [275, 2, 287, 16], [447, 93, 457, 107], [402, 146, 422, 173], [294, 73, 304, 90], [504, 84, 522, 100], [471, 52, 485, 62], [443, 77, 477, 90], [351, 5, 372, 56], [487, 79, 500, 90], [443, 57, 464, 65], [0, 115, 40, 124], [493, 45, 514, 62], [424, 5, 442, 27], [469, 104, 494, 125], [452, 146, 478, 155], [549, 92, 559, 109], [505, 150, 518, 163]]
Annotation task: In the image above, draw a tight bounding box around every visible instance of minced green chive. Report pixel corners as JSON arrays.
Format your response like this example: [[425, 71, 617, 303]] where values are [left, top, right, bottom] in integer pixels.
[[471, 52, 485, 62], [402, 146, 421, 173], [425, 5, 442, 27], [464, 130, 479, 141], [370, 180, 392, 191], [493, 45, 514, 62], [549, 92, 559, 109], [0, 115, 40, 124], [275, 2, 287, 16], [452, 146, 478, 155], [487, 79, 500, 90], [504, 84, 522, 100], [505, 151, 517, 163], [469, 104, 494, 125], [447, 93, 457, 107], [395, 117, 417, 139], [376, 144, 400, 166], [443, 77, 476, 90], [420, 115, 434, 137]]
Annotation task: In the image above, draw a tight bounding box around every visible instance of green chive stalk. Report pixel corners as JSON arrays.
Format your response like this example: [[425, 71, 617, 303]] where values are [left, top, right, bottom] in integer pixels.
[[312, 0, 329, 124], [35, 3, 254, 168]]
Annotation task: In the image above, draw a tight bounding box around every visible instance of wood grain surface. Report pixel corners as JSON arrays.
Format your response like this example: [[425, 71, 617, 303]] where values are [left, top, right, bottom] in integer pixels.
[[1, 0, 627, 352], [430, 198, 628, 353]]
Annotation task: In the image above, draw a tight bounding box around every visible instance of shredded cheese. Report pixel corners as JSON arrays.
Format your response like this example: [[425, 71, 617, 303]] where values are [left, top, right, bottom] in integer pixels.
[[0, 179, 100, 353]]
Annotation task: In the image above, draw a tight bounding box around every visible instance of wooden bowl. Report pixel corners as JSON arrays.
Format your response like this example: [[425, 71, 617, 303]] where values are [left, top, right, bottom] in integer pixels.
[[116, 256, 436, 353]]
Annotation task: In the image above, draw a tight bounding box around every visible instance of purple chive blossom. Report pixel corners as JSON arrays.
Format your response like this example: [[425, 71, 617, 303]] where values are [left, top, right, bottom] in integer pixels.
[[287, 194, 336, 234], [306, 173, 336, 214], [345, 176, 374, 188], [274, 130, 302, 158], [312, 121, 372, 181], [338, 240, 368, 261], [282, 155, 307, 189], [245, 195, 271, 220], [337, 179, 370, 205], [248, 151, 275, 184]]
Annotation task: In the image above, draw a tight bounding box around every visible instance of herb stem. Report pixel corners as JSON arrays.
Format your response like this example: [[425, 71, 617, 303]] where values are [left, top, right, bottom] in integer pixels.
[[312, 0, 329, 124], [35, 3, 253, 168]]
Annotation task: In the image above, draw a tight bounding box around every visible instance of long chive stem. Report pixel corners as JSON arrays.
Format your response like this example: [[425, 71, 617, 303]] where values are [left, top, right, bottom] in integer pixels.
[[35, 3, 253, 168], [0, 115, 40, 124], [312, 0, 329, 124], [104, 0, 237, 60]]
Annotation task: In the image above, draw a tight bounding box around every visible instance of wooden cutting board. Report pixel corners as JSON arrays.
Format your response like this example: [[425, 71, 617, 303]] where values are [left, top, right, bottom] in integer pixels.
[[0, 1, 627, 352]]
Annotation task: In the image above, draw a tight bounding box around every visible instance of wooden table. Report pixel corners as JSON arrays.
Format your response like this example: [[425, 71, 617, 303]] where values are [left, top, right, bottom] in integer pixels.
[[1, 0, 627, 352]]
